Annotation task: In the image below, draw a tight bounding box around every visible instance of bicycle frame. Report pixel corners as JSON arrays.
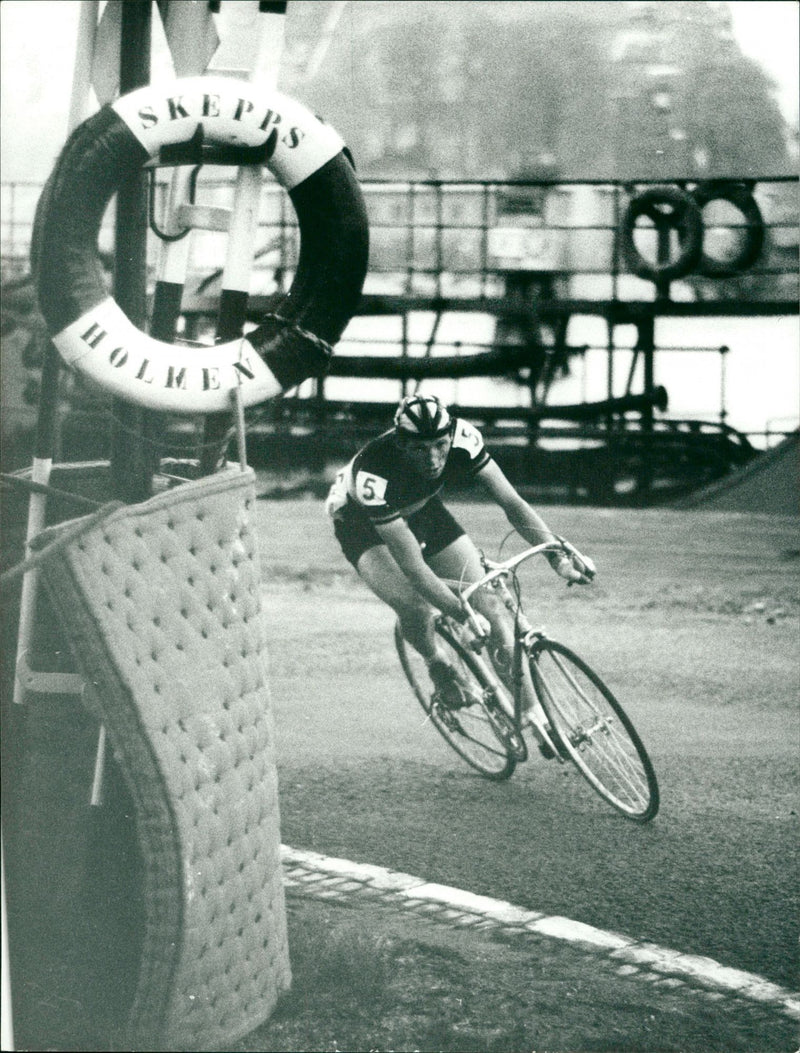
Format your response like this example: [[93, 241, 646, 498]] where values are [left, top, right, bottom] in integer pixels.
[[444, 539, 583, 761], [416, 538, 658, 818]]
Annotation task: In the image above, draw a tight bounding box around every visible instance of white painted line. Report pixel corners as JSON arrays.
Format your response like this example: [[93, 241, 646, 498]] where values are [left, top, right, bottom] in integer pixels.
[[530, 915, 632, 951], [398, 882, 546, 922], [280, 844, 800, 1021]]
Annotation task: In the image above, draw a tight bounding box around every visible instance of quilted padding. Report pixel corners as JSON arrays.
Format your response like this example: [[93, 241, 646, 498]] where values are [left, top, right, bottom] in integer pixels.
[[37, 466, 290, 1052]]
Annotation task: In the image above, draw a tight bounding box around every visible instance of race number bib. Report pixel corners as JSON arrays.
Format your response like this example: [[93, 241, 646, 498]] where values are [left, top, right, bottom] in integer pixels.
[[324, 469, 348, 518], [354, 470, 388, 506], [452, 419, 484, 460]]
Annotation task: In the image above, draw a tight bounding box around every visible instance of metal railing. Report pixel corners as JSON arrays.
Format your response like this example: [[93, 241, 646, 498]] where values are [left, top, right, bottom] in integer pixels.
[[2, 175, 798, 491], [3, 174, 798, 298], [173, 174, 799, 308]]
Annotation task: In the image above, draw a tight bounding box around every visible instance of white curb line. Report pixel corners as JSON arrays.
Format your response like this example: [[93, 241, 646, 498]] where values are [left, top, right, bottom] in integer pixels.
[[281, 844, 800, 1021]]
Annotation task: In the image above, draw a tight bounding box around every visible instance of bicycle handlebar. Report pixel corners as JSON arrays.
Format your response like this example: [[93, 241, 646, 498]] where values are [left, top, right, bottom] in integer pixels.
[[456, 537, 592, 639], [460, 537, 584, 602]]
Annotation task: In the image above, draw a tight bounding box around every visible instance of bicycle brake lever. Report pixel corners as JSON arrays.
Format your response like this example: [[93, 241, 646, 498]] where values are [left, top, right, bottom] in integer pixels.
[[567, 570, 595, 588]]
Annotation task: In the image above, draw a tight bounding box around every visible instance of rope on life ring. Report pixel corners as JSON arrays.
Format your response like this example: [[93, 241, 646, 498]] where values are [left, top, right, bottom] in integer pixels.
[[619, 185, 703, 283], [691, 180, 765, 278], [31, 76, 369, 415]]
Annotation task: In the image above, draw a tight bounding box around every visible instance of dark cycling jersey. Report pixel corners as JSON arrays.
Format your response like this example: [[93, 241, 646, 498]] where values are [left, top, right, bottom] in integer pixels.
[[326, 417, 491, 525]]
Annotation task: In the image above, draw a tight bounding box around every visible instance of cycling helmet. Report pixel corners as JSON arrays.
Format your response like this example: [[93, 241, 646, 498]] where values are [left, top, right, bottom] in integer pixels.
[[394, 394, 453, 441]]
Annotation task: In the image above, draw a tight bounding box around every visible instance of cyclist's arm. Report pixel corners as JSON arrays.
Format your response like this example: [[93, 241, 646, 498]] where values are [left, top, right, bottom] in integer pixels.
[[474, 460, 559, 545], [476, 460, 595, 583], [375, 517, 464, 620]]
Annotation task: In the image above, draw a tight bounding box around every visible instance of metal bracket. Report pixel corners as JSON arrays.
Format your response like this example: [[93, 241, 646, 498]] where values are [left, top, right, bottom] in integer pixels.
[[16, 652, 84, 697]]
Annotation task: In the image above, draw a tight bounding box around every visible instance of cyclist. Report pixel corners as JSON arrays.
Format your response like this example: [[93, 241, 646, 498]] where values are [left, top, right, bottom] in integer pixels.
[[325, 394, 595, 753]]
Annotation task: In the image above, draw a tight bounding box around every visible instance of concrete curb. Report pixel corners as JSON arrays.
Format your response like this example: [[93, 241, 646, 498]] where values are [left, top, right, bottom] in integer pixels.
[[281, 844, 800, 1022]]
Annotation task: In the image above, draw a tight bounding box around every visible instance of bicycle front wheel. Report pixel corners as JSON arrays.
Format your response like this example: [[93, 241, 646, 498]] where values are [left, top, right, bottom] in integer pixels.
[[395, 620, 520, 781], [530, 640, 659, 821]]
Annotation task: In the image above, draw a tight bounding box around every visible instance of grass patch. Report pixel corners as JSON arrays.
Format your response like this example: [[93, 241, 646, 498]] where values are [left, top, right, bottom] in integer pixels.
[[231, 897, 797, 1053], [283, 909, 397, 1010]]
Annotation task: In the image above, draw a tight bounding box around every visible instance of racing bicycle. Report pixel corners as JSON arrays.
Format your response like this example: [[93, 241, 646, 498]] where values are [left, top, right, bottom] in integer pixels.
[[395, 539, 660, 822]]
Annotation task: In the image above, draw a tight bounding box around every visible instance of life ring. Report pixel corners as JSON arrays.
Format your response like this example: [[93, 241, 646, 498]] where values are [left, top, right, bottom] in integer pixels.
[[31, 76, 369, 414], [619, 186, 703, 283], [691, 180, 764, 278]]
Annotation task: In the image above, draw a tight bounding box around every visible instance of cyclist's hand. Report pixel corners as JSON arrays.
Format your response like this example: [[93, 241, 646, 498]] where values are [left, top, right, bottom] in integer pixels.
[[572, 550, 596, 584], [550, 550, 596, 585], [469, 611, 491, 638], [451, 604, 490, 636], [460, 609, 490, 651]]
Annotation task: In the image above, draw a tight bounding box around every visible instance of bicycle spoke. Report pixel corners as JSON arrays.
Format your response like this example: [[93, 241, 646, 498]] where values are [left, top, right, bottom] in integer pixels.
[[539, 662, 649, 811], [549, 653, 650, 806], [437, 703, 511, 758], [395, 621, 517, 781], [532, 642, 658, 821]]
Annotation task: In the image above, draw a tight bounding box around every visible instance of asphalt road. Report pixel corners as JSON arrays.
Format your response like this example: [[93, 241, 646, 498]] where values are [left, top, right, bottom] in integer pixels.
[[257, 499, 799, 994]]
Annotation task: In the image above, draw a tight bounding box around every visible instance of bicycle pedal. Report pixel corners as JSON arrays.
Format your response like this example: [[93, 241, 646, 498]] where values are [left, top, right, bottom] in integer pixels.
[[506, 731, 527, 762], [437, 687, 473, 711], [433, 703, 462, 731]]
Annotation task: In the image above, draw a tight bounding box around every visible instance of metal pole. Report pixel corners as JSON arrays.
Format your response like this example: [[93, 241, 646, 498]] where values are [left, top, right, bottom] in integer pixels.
[[13, 0, 100, 708], [148, 0, 224, 355], [639, 312, 656, 499], [655, 221, 672, 304], [5, 11, 100, 1043], [606, 317, 615, 405], [109, 0, 156, 503], [86, 4, 152, 941], [199, 1, 288, 475], [12, 351, 61, 708], [150, 165, 195, 346], [68, 1, 101, 132], [719, 344, 729, 427], [89, 725, 107, 808], [196, 163, 263, 473], [1, 835, 14, 1052]]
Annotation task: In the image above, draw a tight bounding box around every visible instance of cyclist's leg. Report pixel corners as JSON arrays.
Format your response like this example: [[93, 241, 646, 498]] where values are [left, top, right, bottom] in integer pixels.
[[414, 505, 511, 654], [355, 544, 443, 663], [425, 533, 501, 628], [358, 545, 471, 708], [427, 533, 544, 721], [334, 503, 441, 663], [425, 534, 529, 696]]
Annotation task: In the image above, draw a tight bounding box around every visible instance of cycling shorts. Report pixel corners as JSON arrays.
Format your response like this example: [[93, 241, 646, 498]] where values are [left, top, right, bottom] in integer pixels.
[[334, 495, 466, 568]]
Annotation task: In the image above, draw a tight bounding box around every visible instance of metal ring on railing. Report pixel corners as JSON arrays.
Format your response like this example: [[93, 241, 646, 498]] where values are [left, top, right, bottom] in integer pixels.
[[31, 76, 369, 415], [691, 180, 765, 278], [619, 185, 704, 283]]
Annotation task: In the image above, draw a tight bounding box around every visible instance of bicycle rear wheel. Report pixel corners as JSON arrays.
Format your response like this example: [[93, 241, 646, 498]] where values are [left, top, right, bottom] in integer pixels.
[[530, 639, 659, 821], [395, 620, 521, 780]]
